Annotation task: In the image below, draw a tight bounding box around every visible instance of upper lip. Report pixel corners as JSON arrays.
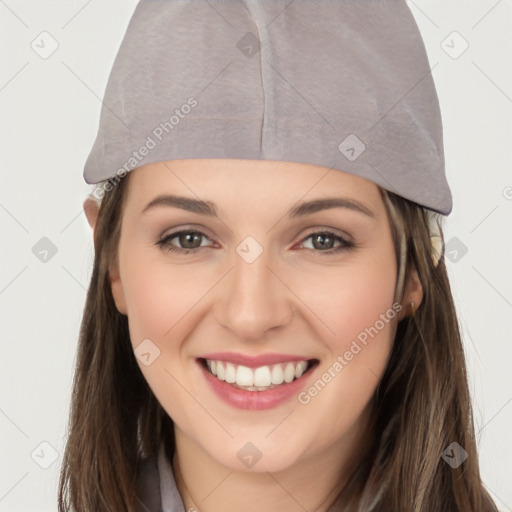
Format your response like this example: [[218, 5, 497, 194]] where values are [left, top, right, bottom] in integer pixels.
[[198, 352, 314, 368]]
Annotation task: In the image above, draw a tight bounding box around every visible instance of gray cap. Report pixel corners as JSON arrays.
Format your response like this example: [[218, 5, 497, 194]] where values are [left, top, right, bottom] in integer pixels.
[[83, 0, 452, 215]]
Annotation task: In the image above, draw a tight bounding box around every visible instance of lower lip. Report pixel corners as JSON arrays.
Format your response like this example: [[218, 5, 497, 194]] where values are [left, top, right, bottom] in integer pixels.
[[198, 360, 317, 411]]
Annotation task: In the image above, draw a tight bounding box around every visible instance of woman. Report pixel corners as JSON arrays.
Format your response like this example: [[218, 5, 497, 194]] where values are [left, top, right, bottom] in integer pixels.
[[58, 1, 499, 511]]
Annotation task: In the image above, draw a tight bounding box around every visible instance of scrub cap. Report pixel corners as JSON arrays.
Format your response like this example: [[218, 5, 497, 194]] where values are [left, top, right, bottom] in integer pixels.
[[83, 0, 452, 216]]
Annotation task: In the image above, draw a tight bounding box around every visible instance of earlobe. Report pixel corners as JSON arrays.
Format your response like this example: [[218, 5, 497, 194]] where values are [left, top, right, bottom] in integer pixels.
[[397, 268, 424, 321]]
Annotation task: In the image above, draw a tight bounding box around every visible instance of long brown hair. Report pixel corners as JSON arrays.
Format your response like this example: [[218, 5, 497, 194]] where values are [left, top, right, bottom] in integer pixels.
[[58, 171, 498, 512]]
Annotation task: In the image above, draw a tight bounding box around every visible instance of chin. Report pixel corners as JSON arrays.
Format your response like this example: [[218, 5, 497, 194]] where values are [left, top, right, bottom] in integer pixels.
[[203, 436, 307, 473]]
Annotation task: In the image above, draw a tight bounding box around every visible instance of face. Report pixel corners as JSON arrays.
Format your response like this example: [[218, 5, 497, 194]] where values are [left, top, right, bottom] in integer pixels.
[[107, 159, 414, 473]]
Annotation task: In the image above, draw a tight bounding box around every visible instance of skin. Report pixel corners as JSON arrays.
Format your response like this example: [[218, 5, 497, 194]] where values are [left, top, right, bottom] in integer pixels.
[[85, 159, 423, 512]]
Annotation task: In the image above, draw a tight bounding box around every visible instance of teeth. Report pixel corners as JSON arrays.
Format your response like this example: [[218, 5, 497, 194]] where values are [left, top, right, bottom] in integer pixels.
[[216, 361, 225, 381], [295, 361, 308, 378], [283, 362, 295, 383], [236, 365, 254, 386], [271, 364, 284, 385], [209, 360, 217, 376], [205, 359, 311, 390], [225, 363, 236, 383], [254, 366, 271, 387]]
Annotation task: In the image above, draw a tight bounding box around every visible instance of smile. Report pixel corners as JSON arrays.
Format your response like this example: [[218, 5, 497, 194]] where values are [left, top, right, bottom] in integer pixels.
[[197, 355, 319, 410], [204, 359, 310, 391]]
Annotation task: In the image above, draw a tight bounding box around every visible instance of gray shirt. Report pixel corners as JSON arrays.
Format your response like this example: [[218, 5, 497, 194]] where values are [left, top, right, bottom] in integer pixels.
[[136, 443, 186, 512]]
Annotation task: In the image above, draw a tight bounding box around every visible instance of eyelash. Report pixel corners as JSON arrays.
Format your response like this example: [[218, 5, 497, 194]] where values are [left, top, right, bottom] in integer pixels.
[[155, 229, 356, 255]]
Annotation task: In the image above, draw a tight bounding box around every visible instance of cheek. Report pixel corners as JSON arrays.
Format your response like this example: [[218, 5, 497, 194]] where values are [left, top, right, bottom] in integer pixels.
[[119, 250, 209, 345], [290, 245, 398, 353], [285, 245, 398, 431], [334, 263, 397, 351], [118, 249, 212, 428]]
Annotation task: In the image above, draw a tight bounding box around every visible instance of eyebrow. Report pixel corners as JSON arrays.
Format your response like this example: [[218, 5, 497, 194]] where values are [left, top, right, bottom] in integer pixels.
[[141, 194, 376, 219]]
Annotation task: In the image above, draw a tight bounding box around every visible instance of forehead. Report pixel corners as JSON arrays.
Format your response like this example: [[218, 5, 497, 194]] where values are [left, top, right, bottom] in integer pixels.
[[125, 159, 383, 208]]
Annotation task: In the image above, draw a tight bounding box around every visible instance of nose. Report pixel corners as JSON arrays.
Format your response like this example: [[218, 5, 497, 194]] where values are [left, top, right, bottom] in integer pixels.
[[215, 246, 295, 342]]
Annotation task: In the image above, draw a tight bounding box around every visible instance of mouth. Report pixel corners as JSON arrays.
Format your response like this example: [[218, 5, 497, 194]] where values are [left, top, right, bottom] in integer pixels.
[[198, 357, 320, 392]]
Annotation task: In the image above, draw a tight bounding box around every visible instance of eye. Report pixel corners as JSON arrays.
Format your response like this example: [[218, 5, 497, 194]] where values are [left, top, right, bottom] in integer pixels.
[[155, 229, 213, 254], [155, 228, 356, 255], [298, 230, 356, 254]]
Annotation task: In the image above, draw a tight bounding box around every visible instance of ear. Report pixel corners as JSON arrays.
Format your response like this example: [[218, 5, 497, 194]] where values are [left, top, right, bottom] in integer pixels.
[[83, 196, 99, 232], [83, 195, 128, 315], [109, 256, 128, 315], [397, 268, 423, 321]]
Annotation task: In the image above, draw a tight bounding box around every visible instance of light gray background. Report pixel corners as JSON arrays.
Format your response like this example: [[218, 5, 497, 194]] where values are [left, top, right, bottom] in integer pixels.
[[0, 1, 511, 510]]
